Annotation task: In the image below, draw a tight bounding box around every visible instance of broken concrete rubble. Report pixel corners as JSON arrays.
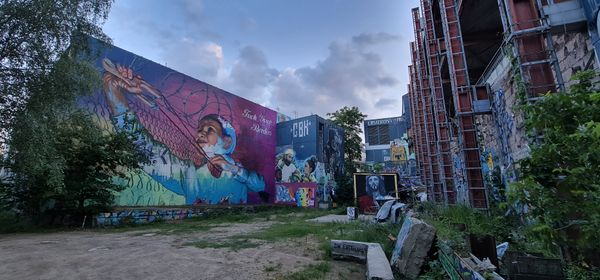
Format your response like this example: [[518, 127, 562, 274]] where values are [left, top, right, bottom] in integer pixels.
[[331, 240, 394, 280], [390, 217, 436, 279]]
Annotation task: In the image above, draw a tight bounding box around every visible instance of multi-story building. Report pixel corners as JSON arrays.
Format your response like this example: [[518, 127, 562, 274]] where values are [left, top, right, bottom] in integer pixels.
[[363, 100, 417, 178], [408, 0, 600, 208]]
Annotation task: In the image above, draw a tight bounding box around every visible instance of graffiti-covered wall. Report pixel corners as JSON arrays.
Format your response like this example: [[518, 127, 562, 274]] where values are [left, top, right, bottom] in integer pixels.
[[275, 115, 344, 202], [81, 39, 276, 206], [364, 116, 410, 163], [274, 182, 317, 207]]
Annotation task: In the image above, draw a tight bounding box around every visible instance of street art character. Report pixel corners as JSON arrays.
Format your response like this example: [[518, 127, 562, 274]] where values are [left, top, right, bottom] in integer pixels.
[[366, 175, 387, 200], [277, 148, 300, 182], [326, 129, 343, 179], [302, 156, 317, 182], [101, 59, 265, 204], [275, 185, 294, 203]]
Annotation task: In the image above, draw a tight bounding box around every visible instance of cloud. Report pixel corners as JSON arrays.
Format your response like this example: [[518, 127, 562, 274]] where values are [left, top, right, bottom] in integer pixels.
[[269, 34, 399, 118], [162, 39, 223, 81], [222, 46, 279, 104], [374, 98, 398, 108], [351, 32, 401, 47]]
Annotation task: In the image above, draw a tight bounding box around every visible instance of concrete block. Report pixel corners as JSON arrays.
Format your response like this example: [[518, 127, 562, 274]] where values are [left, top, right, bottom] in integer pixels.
[[331, 240, 394, 280], [367, 243, 394, 280], [390, 217, 436, 279], [331, 240, 369, 263]]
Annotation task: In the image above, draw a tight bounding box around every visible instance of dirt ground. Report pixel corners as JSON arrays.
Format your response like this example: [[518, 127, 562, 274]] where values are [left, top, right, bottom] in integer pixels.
[[0, 220, 365, 280]]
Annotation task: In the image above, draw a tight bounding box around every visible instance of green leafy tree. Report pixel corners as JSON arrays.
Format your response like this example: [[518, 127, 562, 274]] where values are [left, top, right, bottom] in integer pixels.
[[0, 1, 143, 222], [509, 71, 600, 267], [327, 106, 367, 205], [4, 50, 149, 220], [327, 106, 367, 174], [0, 0, 112, 148]]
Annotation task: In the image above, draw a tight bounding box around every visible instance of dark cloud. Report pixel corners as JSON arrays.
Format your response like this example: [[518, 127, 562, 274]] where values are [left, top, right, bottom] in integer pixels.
[[352, 32, 401, 47], [374, 98, 398, 108], [224, 46, 279, 104]]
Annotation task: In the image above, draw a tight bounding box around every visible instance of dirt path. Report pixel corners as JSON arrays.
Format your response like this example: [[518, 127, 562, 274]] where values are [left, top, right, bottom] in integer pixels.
[[0, 220, 364, 280]]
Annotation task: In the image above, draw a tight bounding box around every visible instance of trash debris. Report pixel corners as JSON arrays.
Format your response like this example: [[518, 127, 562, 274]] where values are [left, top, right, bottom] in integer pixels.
[[347, 207, 358, 220], [496, 242, 509, 259]]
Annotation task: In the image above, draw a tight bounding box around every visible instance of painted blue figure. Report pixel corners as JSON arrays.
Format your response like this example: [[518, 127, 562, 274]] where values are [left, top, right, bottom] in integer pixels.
[[102, 59, 265, 204]]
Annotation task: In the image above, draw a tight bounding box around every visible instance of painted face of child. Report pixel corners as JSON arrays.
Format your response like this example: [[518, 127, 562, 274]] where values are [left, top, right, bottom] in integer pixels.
[[197, 118, 234, 160], [196, 118, 223, 148]]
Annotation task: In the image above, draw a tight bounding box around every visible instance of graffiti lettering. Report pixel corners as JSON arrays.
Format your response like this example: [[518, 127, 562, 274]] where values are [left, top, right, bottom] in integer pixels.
[[259, 114, 273, 126], [251, 123, 272, 136], [292, 120, 310, 138], [242, 109, 258, 121]]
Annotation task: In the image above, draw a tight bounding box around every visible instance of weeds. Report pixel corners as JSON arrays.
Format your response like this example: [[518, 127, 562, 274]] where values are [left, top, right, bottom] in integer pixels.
[[281, 262, 331, 280], [185, 239, 262, 251]]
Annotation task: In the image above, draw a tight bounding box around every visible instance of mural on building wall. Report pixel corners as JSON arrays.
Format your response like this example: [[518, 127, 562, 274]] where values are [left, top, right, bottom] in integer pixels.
[[450, 140, 468, 204], [492, 89, 523, 186], [353, 173, 398, 212], [275, 116, 344, 201], [480, 147, 505, 203], [96, 208, 206, 226], [81, 41, 276, 206], [274, 182, 317, 207]]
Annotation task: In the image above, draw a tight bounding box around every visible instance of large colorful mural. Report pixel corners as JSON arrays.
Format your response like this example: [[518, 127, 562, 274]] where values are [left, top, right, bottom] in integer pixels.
[[275, 115, 344, 202], [81, 40, 276, 206], [274, 182, 317, 207]]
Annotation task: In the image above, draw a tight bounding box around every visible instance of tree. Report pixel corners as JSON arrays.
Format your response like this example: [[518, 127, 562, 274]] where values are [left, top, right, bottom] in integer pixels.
[[0, 0, 112, 148], [3, 49, 149, 221], [0, 1, 140, 222], [327, 106, 367, 175], [327, 106, 367, 205], [509, 71, 600, 267]]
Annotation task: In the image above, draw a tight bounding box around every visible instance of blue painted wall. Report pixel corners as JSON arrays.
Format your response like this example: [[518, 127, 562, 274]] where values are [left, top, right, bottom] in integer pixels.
[[276, 115, 344, 200]]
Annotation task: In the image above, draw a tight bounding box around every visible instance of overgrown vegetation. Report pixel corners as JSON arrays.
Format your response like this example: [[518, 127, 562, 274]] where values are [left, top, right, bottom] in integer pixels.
[[417, 203, 515, 253], [0, 1, 154, 225], [282, 262, 331, 280], [509, 70, 600, 270], [418, 71, 600, 278]]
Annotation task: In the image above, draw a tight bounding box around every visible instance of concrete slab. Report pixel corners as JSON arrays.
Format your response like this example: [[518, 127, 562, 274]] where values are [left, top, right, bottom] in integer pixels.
[[331, 240, 369, 263], [331, 240, 394, 280], [366, 243, 394, 280], [307, 214, 375, 223], [390, 217, 436, 279]]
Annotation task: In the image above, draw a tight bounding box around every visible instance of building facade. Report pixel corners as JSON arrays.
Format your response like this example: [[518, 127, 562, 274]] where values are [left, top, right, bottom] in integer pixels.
[[83, 39, 277, 206], [408, 0, 600, 208], [363, 113, 417, 178], [275, 115, 344, 203]]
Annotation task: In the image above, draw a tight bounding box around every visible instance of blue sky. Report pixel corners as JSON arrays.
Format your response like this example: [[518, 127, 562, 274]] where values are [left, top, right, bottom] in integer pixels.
[[103, 0, 420, 119]]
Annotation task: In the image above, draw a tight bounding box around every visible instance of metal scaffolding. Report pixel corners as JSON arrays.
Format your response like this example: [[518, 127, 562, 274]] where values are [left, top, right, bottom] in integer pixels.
[[422, 0, 456, 205], [412, 7, 444, 203], [438, 0, 488, 209], [497, 0, 564, 102], [409, 39, 435, 199]]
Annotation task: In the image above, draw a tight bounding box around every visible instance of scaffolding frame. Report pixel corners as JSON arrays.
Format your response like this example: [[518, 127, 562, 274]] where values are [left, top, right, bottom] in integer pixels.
[[407, 63, 426, 186], [439, 0, 489, 209], [497, 0, 564, 102], [410, 39, 436, 200], [412, 8, 444, 203], [422, 0, 456, 205]]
